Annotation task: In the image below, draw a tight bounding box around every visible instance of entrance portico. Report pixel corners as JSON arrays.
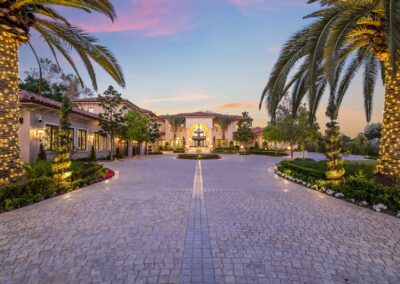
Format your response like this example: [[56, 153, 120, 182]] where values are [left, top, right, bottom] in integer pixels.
[[186, 118, 213, 153]]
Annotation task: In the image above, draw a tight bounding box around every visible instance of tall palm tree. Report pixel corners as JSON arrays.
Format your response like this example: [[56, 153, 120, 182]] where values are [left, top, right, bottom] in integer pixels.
[[167, 115, 184, 149], [0, 0, 125, 185], [216, 115, 233, 147], [261, 0, 400, 182]]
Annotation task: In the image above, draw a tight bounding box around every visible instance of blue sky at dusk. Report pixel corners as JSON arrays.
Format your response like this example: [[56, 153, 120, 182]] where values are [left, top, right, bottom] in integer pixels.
[[19, 0, 384, 137]]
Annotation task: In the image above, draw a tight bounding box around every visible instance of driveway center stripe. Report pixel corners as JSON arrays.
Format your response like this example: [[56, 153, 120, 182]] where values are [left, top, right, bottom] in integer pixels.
[[180, 160, 215, 283]]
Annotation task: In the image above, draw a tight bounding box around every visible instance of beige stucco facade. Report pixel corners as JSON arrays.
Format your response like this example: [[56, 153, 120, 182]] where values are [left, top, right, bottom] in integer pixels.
[[19, 92, 110, 163], [158, 112, 241, 153]]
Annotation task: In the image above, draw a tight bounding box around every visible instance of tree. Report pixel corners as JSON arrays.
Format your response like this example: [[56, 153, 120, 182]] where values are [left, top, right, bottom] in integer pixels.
[[263, 124, 281, 153], [20, 58, 93, 101], [123, 110, 149, 155], [98, 86, 125, 159], [167, 115, 185, 149], [233, 112, 253, 154], [52, 95, 72, 189], [324, 95, 345, 185], [0, 1, 124, 185], [364, 123, 382, 140], [148, 115, 161, 144], [271, 103, 319, 160], [216, 115, 233, 147], [260, 0, 400, 182]]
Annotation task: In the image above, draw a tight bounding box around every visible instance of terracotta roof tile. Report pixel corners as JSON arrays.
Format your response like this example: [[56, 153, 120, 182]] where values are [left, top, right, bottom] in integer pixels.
[[20, 90, 100, 120]]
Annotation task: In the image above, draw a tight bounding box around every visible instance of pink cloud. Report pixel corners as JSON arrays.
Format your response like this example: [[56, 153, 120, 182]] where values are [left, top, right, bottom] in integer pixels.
[[227, 0, 307, 13], [76, 0, 193, 36]]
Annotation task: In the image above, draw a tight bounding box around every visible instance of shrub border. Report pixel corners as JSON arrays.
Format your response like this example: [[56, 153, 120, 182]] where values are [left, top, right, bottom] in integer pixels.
[[273, 168, 400, 218]]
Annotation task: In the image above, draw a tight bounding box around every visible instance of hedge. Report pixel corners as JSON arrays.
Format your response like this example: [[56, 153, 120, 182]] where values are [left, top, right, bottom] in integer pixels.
[[0, 177, 53, 212], [277, 160, 326, 180], [178, 154, 221, 160]]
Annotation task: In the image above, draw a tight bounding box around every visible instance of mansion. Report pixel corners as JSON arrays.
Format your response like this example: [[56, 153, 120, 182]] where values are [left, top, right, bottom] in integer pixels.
[[18, 91, 267, 162], [158, 112, 243, 153]]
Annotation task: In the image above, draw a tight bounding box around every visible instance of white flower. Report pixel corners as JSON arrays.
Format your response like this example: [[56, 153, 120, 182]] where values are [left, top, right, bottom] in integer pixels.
[[373, 203, 387, 212], [335, 193, 344, 198], [326, 189, 335, 196], [361, 201, 368, 206]]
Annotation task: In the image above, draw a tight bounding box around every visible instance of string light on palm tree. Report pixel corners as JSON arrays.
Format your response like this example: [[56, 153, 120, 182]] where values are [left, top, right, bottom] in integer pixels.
[[0, 0, 125, 185]]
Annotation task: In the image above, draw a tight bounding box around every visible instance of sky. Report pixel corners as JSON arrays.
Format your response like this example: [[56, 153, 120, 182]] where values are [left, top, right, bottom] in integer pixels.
[[19, 0, 384, 137]]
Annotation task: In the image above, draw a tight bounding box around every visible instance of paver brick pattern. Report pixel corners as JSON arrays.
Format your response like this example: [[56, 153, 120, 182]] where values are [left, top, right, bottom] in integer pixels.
[[202, 155, 400, 283], [0, 154, 399, 284]]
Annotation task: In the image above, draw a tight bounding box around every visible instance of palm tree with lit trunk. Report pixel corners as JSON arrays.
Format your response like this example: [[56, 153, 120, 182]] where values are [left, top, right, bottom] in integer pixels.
[[261, 0, 400, 183], [216, 115, 233, 147], [0, 0, 125, 185]]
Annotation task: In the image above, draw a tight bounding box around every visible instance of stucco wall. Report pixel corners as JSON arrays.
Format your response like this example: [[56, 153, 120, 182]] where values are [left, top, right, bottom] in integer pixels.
[[20, 105, 109, 163]]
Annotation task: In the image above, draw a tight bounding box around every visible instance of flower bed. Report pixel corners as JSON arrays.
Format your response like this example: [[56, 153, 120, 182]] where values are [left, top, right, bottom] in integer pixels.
[[275, 159, 400, 217], [177, 154, 221, 160], [0, 162, 115, 213]]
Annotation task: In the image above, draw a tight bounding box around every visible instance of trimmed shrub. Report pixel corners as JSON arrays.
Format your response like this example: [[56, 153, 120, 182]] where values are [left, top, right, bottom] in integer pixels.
[[178, 154, 221, 160], [173, 148, 185, 153], [148, 152, 163, 155], [0, 177, 53, 212], [24, 160, 53, 178]]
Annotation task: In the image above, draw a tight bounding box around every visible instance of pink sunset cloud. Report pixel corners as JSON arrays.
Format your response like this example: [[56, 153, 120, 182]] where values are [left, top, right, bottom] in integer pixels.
[[227, 0, 307, 13], [75, 0, 193, 36]]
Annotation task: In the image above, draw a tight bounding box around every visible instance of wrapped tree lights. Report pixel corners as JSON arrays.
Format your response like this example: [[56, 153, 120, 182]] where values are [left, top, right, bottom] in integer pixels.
[[0, 31, 24, 185], [376, 60, 400, 182], [52, 96, 72, 189]]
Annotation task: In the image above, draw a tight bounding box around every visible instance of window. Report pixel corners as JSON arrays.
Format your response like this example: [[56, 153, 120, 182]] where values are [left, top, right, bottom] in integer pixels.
[[45, 125, 58, 151], [78, 129, 87, 151], [93, 132, 100, 150], [87, 107, 94, 113], [101, 134, 107, 150], [68, 128, 74, 150]]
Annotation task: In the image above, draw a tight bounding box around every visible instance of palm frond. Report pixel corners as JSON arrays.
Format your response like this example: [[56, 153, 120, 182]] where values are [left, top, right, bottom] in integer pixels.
[[34, 19, 125, 90], [12, 0, 116, 21], [324, 0, 379, 83], [363, 54, 378, 122], [384, 0, 400, 74]]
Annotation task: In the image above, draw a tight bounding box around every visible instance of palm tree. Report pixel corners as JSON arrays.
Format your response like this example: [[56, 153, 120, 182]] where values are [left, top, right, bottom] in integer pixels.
[[261, 0, 400, 182], [216, 115, 233, 147], [0, 0, 125, 185], [167, 115, 185, 149]]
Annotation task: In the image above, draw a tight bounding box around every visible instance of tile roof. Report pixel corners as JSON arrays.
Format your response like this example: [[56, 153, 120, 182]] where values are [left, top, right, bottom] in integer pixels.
[[71, 97, 154, 115], [19, 90, 100, 120], [158, 112, 243, 120], [251, 127, 264, 134]]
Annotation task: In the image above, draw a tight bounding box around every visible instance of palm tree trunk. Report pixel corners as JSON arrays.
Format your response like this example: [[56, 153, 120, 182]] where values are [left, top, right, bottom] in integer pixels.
[[0, 32, 24, 185], [377, 61, 400, 181]]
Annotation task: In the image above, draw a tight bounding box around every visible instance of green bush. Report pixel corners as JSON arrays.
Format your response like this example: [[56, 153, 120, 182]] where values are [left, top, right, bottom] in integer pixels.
[[335, 177, 400, 212], [249, 150, 287, 157], [173, 148, 185, 153], [277, 160, 326, 180], [0, 177, 54, 212], [178, 154, 221, 160], [24, 160, 53, 178], [276, 158, 400, 212], [148, 152, 163, 155]]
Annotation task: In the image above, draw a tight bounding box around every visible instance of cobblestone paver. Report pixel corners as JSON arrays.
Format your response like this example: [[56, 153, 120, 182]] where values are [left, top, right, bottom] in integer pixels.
[[202, 155, 400, 283], [0, 154, 399, 283], [0, 156, 194, 283], [181, 161, 215, 284]]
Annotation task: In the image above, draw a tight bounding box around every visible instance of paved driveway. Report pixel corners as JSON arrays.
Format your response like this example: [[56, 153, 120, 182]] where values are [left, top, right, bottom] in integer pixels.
[[0, 155, 399, 283]]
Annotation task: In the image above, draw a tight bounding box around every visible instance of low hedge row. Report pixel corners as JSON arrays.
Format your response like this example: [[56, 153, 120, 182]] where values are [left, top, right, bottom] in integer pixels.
[[277, 159, 400, 212], [173, 148, 185, 153], [178, 154, 221, 160], [0, 177, 53, 212], [249, 150, 288, 157], [1, 162, 111, 213], [148, 152, 163, 155], [277, 160, 326, 180]]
